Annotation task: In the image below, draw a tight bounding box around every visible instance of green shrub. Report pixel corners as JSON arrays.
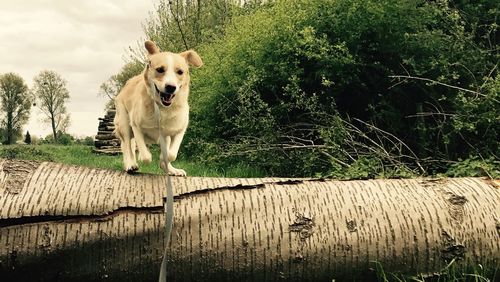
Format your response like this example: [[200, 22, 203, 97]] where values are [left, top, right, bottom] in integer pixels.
[[73, 136, 92, 145], [0, 145, 54, 161], [446, 156, 500, 178], [181, 0, 497, 177], [448, 75, 499, 158], [57, 131, 74, 145], [40, 131, 75, 145]]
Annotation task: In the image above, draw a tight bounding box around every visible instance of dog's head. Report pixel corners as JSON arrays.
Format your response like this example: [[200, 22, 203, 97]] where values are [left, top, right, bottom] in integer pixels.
[[143, 41, 203, 107]]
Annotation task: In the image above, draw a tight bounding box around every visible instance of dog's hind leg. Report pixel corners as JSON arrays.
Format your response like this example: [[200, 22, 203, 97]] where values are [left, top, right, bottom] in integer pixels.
[[131, 138, 137, 161]]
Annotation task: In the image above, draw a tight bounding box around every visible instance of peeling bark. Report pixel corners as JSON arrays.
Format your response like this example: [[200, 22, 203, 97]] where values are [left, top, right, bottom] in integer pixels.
[[0, 159, 498, 282]]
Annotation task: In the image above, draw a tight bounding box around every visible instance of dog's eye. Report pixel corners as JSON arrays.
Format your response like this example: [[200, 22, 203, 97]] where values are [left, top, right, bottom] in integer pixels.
[[156, 67, 165, 73], [177, 69, 184, 75]]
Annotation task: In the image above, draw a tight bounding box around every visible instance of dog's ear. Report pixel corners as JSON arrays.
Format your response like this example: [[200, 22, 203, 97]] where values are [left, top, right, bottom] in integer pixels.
[[145, 41, 160, 55], [180, 50, 203, 68]]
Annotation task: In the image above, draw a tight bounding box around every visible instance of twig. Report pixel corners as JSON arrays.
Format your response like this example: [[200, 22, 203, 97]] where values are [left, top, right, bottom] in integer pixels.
[[170, 0, 189, 50], [349, 118, 425, 173], [389, 75, 498, 103]]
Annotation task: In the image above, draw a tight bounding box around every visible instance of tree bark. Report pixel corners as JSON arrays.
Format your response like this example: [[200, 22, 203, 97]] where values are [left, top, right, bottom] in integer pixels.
[[0, 159, 498, 282], [6, 112, 13, 144], [50, 112, 57, 141]]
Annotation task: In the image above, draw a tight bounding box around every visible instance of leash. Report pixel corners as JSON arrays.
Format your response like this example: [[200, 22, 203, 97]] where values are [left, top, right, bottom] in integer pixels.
[[154, 103, 174, 282]]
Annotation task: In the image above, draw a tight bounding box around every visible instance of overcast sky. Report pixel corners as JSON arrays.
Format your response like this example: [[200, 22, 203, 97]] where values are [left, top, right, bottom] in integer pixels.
[[0, 0, 157, 138]]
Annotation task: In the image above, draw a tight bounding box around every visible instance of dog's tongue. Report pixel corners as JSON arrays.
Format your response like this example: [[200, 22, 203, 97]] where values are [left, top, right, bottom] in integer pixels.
[[161, 93, 173, 106]]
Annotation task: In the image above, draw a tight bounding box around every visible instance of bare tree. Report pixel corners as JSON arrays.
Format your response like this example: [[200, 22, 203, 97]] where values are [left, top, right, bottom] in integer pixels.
[[0, 73, 31, 144], [33, 70, 70, 141]]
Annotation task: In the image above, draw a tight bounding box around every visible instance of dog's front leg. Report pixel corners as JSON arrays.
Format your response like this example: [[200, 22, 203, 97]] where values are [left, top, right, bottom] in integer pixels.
[[131, 126, 152, 164], [168, 129, 185, 162], [159, 131, 186, 176]]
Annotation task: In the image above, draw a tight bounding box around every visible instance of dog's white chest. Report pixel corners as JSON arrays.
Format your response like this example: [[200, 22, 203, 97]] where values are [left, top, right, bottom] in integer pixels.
[[159, 106, 189, 135]]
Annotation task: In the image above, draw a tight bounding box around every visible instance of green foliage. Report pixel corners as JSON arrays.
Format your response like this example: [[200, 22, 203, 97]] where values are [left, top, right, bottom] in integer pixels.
[[39, 131, 75, 145], [448, 75, 499, 157], [446, 156, 500, 178], [180, 0, 499, 177], [56, 131, 74, 145], [451, 0, 498, 50], [74, 136, 95, 146], [328, 157, 415, 180], [0, 145, 54, 161], [372, 259, 497, 281], [143, 0, 262, 52], [0, 73, 31, 144], [40, 134, 55, 144]]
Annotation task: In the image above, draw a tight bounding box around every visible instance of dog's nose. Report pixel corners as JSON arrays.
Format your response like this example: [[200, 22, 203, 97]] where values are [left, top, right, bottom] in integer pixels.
[[165, 85, 177, 94]]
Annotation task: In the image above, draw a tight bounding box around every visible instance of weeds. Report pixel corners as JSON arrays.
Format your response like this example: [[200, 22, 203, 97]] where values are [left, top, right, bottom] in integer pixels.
[[372, 259, 497, 282]]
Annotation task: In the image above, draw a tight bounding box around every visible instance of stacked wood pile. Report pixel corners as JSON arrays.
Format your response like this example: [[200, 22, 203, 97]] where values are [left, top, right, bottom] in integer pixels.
[[93, 107, 121, 155]]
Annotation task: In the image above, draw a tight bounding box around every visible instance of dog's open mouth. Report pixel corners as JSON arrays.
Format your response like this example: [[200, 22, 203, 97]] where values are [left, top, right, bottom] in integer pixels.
[[155, 84, 175, 107]]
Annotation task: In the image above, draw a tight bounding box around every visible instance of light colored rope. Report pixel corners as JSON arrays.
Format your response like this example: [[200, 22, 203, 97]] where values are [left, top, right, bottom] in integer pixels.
[[154, 103, 174, 282]]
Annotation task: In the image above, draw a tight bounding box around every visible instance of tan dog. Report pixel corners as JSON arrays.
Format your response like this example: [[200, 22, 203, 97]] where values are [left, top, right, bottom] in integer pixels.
[[114, 41, 202, 175]]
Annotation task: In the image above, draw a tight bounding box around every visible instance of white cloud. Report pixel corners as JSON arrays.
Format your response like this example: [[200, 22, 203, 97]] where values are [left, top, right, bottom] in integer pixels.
[[0, 0, 157, 138]]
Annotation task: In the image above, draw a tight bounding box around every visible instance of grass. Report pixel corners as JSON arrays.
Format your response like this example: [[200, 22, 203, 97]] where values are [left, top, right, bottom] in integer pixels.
[[0, 144, 266, 178], [372, 259, 497, 282]]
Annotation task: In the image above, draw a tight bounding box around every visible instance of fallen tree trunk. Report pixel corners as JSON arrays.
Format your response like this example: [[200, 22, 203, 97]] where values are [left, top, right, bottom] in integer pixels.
[[0, 159, 498, 281]]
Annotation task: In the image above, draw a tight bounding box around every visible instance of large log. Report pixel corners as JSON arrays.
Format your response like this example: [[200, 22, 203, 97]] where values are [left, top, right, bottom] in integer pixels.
[[95, 134, 119, 141], [92, 148, 122, 155], [97, 130, 114, 135], [97, 117, 113, 122], [0, 159, 498, 282], [98, 125, 115, 131], [94, 139, 120, 148]]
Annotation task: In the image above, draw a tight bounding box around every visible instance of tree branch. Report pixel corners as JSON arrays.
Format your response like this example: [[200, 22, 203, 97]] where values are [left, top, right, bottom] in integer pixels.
[[389, 75, 499, 103]]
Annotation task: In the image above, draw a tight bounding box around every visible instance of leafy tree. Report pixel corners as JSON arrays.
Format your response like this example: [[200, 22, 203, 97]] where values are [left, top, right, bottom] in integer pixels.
[[24, 131, 31, 144], [185, 0, 498, 176], [450, 0, 498, 49], [56, 131, 74, 145], [0, 73, 31, 144], [33, 70, 71, 142], [77, 136, 95, 146], [135, 0, 270, 57], [99, 62, 143, 109], [142, 0, 238, 52]]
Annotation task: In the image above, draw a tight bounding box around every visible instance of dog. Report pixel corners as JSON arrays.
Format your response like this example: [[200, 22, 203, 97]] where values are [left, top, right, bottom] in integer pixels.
[[113, 41, 202, 175]]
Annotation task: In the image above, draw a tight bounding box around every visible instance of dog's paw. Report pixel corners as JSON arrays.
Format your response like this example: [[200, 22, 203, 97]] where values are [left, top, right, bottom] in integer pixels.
[[125, 163, 139, 173], [139, 151, 152, 164], [169, 167, 187, 177], [160, 161, 187, 176]]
